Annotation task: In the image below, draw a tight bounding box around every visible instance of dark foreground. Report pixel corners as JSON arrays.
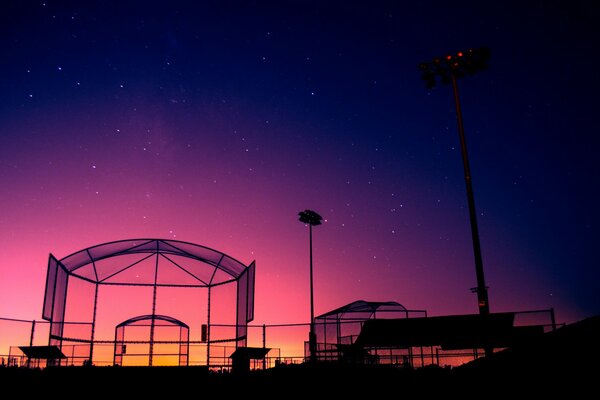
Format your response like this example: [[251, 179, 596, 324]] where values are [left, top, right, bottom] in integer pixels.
[[2, 315, 598, 396]]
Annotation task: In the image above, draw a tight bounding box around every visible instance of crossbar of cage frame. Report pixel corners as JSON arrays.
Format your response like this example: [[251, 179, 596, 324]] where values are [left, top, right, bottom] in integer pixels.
[[52, 336, 232, 345], [6, 308, 557, 335]]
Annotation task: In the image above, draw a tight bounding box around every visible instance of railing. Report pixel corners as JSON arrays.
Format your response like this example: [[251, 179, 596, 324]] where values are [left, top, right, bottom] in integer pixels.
[[309, 308, 559, 367], [0, 318, 310, 368], [0, 308, 558, 369]]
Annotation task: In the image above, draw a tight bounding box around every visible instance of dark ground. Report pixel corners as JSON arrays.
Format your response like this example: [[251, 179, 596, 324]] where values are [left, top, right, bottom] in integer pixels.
[[2, 316, 598, 397]]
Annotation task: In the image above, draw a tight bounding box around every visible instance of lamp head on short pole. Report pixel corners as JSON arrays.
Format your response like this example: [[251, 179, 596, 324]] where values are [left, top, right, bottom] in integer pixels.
[[298, 209, 323, 226]]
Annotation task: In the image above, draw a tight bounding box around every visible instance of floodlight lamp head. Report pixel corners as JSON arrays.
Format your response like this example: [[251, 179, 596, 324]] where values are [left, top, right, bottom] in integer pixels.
[[298, 209, 323, 226]]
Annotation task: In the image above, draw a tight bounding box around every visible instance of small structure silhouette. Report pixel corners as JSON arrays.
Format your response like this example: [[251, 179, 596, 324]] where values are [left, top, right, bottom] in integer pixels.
[[18, 345, 65, 368], [313, 300, 427, 362], [313, 300, 555, 367], [230, 347, 271, 373]]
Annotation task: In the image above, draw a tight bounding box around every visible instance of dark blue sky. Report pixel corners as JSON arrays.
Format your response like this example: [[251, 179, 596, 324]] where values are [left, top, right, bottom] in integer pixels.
[[1, 1, 599, 323]]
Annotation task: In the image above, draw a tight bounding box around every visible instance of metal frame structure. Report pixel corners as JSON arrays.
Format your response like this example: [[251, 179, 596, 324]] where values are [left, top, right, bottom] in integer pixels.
[[313, 300, 427, 361], [114, 314, 190, 366], [41, 239, 255, 366]]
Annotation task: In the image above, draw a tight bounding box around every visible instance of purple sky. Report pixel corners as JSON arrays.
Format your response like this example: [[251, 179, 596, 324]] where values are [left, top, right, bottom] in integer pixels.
[[1, 2, 598, 343]]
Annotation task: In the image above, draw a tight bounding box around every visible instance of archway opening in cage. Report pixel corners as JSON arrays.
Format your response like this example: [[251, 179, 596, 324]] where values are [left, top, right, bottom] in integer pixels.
[[41, 239, 255, 367], [114, 314, 189, 366]]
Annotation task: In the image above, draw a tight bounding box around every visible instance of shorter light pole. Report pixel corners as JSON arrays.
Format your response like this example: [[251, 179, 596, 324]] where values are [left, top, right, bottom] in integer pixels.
[[298, 209, 323, 362]]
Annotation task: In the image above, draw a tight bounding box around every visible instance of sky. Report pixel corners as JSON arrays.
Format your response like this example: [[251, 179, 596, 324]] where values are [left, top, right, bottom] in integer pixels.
[[1, 1, 599, 358]]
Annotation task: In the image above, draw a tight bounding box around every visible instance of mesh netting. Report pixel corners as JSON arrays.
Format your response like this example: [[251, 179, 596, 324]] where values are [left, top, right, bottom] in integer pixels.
[[41, 239, 255, 366]]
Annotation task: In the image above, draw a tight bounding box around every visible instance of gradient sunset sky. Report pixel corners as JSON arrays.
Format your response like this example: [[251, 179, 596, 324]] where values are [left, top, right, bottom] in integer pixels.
[[1, 0, 599, 349]]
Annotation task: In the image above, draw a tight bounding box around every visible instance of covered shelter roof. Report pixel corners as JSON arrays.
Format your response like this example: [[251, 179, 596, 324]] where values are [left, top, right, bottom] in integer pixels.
[[18, 346, 66, 360], [316, 300, 409, 321], [53, 238, 250, 287], [355, 312, 521, 350]]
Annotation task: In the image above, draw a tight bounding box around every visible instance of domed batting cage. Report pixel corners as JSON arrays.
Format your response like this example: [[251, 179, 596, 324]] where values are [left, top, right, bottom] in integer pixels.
[[42, 239, 255, 367]]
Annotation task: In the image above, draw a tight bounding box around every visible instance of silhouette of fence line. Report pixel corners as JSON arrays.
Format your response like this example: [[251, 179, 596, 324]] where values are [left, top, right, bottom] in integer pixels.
[[0, 317, 308, 368], [1, 309, 559, 369]]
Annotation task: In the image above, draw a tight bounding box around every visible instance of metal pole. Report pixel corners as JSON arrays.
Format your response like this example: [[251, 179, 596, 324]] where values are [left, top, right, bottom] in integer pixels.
[[431, 346, 435, 365], [309, 224, 316, 362], [29, 320, 35, 346], [89, 283, 99, 363], [450, 74, 490, 316], [323, 318, 327, 360], [207, 286, 211, 368], [262, 324, 266, 369], [113, 327, 118, 366], [149, 245, 160, 366], [27, 320, 36, 368]]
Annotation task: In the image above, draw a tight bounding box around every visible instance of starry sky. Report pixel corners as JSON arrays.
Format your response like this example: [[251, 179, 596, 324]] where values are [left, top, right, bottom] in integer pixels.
[[1, 1, 599, 351]]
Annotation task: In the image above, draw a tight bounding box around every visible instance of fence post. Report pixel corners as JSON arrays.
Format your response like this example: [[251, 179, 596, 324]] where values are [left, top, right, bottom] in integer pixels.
[[206, 286, 211, 368], [29, 320, 36, 346], [262, 324, 266, 369]]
